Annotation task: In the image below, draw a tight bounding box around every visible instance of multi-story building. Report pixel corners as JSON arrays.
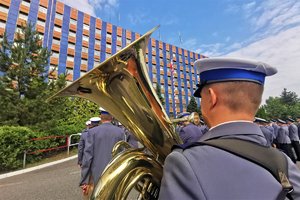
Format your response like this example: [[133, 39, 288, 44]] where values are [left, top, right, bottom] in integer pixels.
[[0, 0, 206, 117]]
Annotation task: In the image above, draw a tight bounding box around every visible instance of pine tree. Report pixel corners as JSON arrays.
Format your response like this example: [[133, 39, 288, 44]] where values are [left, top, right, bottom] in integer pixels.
[[156, 84, 165, 105], [187, 96, 200, 113]]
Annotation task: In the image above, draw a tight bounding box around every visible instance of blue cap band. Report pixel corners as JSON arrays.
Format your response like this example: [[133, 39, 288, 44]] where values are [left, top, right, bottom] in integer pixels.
[[200, 68, 266, 85]]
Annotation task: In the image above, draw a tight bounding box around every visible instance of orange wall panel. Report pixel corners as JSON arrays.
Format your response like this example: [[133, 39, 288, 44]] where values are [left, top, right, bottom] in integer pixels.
[[106, 48, 111, 54], [126, 31, 131, 39], [94, 44, 100, 50], [151, 38, 155, 46], [69, 24, 76, 32], [81, 64, 87, 71], [0, 12, 7, 21], [106, 23, 112, 33], [37, 11, 46, 21], [54, 18, 62, 26], [67, 49, 75, 56], [106, 37, 112, 44], [95, 33, 101, 40], [51, 44, 60, 52], [53, 31, 61, 38], [68, 36, 75, 44], [117, 27, 122, 36], [0, 0, 10, 7], [66, 73, 73, 81], [56, 1, 64, 14], [82, 41, 88, 48], [94, 55, 100, 60], [66, 61, 74, 69], [82, 52, 88, 59], [116, 41, 121, 46], [83, 14, 90, 24], [0, 28, 5, 35], [83, 29, 89, 36], [39, 0, 48, 8], [36, 24, 45, 33], [19, 5, 30, 13], [70, 8, 77, 19], [50, 57, 58, 65], [96, 18, 102, 29]]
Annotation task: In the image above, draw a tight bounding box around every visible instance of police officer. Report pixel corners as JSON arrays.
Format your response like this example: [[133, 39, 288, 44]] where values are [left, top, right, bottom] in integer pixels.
[[177, 112, 204, 144], [159, 57, 300, 199], [277, 119, 297, 163], [287, 118, 300, 161], [77, 118, 100, 167], [255, 117, 274, 147], [79, 109, 125, 193]]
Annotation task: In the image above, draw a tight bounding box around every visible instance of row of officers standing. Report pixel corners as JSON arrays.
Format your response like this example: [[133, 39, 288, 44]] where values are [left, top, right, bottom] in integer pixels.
[[175, 112, 300, 163], [77, 108, 300, 198]]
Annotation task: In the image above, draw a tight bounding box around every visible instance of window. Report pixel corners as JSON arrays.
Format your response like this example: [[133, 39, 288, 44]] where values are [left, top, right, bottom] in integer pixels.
[[21, 1, 30, 7], [52, 38, 60, 45], [106, 43, 111, 49], [117, 36, 122, 42], [70, 18, 77, 26], [80, 71, 86, 77], [126, 38, 131, 44], [82, 47, 88, 53], [37, 20, 45, 27], [95, 39, 101, 46], [69, 31, 76, 38], [153, 83, 157, 89], [67, 56, 74, 62], [0, 5, 9, 14], [0, 21, 6, 29], [116, 46, 121, 51], [83, 23, 89, 31], [38, 5, 47, 14], [54, 25, 61, 32], [19, 12, 28, 21], [49, 65, 56, 72], [94, 60, 100, 66], [55, 12, 63, 20], [66, 69, 73, 75], [95, 28, 101, 35], [82, 35, 89, 42], [106, 33, 112, 39], [81, 59, 87, 65], [105, 53, 111, 58], [68, 43, 75, 49], [94, 50, 100, 56], [38, 33, 44, 40], [52, 51, 59, 58]]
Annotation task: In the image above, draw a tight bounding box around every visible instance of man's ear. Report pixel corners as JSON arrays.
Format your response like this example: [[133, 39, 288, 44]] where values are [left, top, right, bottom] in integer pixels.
[[208, 87, 217, 109]]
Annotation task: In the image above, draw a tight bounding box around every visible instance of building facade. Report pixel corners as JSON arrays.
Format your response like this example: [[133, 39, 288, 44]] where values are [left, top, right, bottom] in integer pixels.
[[0, 0, 206, 117]]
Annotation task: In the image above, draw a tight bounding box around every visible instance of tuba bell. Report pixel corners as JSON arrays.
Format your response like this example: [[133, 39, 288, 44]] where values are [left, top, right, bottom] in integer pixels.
[[49, 26, 182, 199]]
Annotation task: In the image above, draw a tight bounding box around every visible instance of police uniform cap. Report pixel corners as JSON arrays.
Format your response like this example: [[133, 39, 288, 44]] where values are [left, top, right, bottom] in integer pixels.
[[85, 120, 91, 126], [193, 57, 277, 97], [254, 117, 268, 123], [99, 107, 110, 115], [277, 119, 286, 124], [177, 112, 190, 119], [90, 117, 101, 123], [287, 117, 295, 122], [270, 119, 277, 123]]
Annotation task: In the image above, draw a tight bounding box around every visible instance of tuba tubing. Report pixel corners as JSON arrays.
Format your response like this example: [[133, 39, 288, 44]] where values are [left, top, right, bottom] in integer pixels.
[[49, 26, 182, 199]]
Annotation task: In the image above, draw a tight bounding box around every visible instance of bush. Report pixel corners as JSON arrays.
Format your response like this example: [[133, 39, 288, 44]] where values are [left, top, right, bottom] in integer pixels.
[[0, 126, 38, 171], [0, 125, 82, 171]]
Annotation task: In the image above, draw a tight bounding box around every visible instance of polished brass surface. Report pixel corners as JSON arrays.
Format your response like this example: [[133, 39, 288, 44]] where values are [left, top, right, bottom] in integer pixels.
[[49, 26, 182, 199], [171, 112, 196, 123]]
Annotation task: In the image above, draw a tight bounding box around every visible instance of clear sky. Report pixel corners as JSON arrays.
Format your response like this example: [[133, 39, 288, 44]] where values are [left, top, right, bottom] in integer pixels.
[[60, 0, 300, 103]]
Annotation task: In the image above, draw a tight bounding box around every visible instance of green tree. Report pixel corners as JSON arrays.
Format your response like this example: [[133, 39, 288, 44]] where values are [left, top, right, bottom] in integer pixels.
[[256, 105, 268, 119], [280, 88, 299, 105], [0, 23, 67, 126], [156, 84, 165, 105], [187, 96, 200, 113]]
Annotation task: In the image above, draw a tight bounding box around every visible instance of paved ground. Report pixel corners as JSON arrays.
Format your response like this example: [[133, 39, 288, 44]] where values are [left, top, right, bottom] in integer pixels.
[[0, 158, 298, 200]]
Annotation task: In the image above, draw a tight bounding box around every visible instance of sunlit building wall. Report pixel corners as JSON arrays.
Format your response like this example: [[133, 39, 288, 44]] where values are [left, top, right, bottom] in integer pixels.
[[0, 0, 206, 117]]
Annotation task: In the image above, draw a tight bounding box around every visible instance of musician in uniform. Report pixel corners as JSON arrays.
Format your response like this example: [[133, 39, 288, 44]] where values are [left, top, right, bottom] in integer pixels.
[[255, 117, 274, 147], [79, 109, 125, 194], [159, 57, 300, 199], [78, 120, 92, 167]]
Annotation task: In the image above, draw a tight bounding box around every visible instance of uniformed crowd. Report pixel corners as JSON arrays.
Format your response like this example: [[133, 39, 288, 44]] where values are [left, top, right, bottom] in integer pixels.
[[255, 117, 300, 163], [77, 108, 139, 197], [76, 57, 300, 199]]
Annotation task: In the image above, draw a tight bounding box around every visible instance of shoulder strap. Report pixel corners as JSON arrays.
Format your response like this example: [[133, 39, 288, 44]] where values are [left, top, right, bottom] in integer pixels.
[[194, 138, 294, 200]]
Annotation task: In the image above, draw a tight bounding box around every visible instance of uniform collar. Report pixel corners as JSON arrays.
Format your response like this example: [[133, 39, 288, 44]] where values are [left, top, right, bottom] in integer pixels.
[[199, 121, 264, 142]]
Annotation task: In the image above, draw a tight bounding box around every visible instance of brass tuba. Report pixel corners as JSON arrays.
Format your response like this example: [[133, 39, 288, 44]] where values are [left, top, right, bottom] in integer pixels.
[[50, 26, 182, 199]]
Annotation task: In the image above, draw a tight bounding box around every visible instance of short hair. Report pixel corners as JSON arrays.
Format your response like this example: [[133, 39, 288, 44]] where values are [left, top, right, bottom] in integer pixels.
[[101, 113, 112, 121], [206, 81, 263, 114]]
